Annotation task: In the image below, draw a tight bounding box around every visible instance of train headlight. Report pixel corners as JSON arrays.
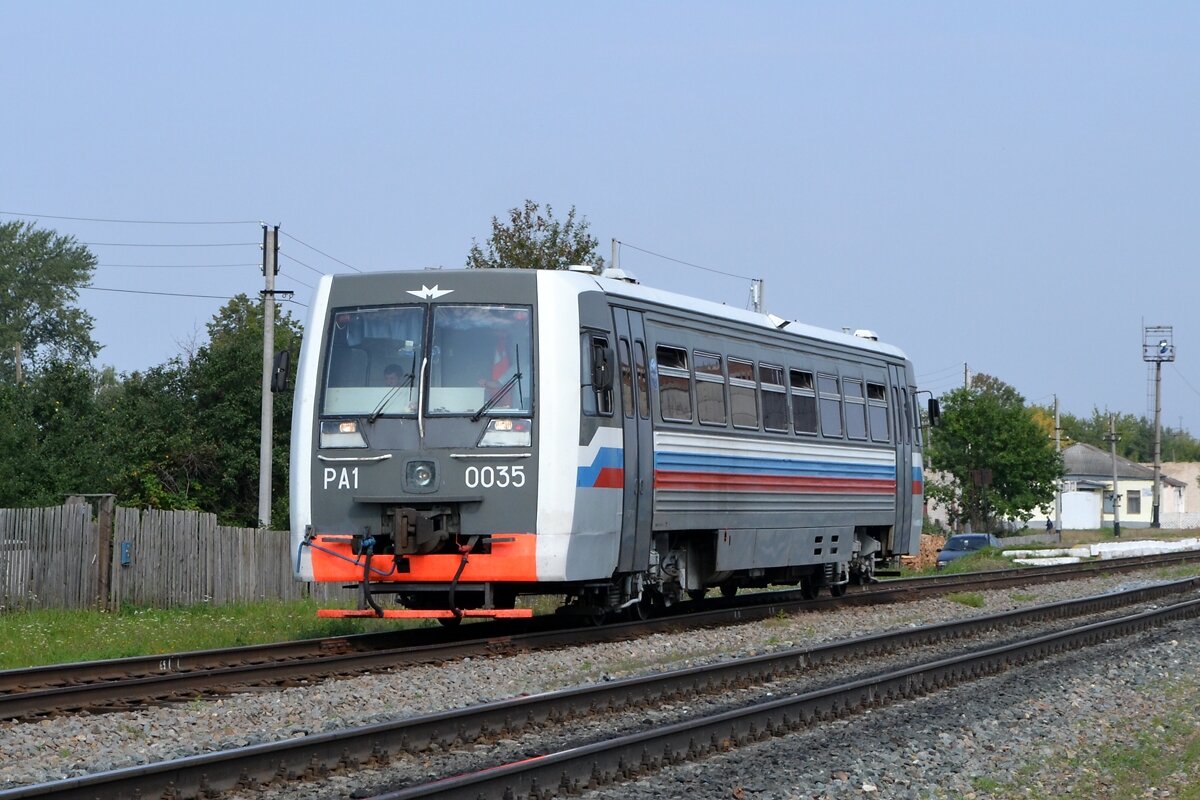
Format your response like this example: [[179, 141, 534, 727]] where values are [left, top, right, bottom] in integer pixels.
[[407, 460, 436, 488], [477, 418, 532, 447], [320, 419, 367, 448]]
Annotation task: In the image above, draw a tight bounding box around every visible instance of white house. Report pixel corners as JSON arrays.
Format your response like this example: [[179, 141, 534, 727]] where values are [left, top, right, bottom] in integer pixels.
[[1035, 443, 1188, 530]]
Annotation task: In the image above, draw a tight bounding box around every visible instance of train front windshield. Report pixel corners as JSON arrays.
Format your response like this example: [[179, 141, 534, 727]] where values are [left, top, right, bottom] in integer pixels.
[[321, 303, 532, 417], [429, 305, 532, 415]]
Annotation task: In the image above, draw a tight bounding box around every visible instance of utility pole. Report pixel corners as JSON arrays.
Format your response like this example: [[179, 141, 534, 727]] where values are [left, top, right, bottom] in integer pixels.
[[1106, 414, 1121, 539], [258, 224, 279, 529], [963, 362, 969, 389], [611, 238, 619, 272], [1142, 325, 1174, 529], [1054, 394, 1062, 541]]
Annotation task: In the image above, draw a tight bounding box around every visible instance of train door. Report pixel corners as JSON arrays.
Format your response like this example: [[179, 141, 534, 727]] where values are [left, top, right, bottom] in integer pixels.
[[613, 308, 653, 572], [890, 364, 914, 542]]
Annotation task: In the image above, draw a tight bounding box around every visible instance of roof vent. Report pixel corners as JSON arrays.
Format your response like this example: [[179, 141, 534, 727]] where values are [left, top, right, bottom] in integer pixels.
[[567, 264, 597, 274], [853, 329, 879, 341], [598, 267, 639, 284]]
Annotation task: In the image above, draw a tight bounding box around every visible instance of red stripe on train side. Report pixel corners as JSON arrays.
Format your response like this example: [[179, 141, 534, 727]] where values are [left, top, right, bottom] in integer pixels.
[[593, 467, 624, 488], [654, 471, 896, 494]]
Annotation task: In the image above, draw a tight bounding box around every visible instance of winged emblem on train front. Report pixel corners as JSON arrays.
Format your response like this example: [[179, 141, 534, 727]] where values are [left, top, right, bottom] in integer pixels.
[[406, 285, 454, 300]]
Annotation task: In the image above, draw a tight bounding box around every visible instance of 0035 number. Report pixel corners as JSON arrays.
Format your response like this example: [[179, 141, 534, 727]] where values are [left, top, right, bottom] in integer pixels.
[[464, 465, 526, 489]]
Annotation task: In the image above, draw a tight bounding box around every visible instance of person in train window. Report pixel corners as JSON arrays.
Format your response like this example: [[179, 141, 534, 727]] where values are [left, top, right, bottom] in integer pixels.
[[384, 363, 404, 387], [480, 328, 519, 408]]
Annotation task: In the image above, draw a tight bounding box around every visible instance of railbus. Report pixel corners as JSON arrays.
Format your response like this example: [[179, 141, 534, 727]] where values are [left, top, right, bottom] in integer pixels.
[[290, 267, 925, 621]]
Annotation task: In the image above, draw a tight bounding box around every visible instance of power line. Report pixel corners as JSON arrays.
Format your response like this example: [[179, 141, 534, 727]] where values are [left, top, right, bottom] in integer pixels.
[[617, 240, 754, 280], [98, 263, 259, 269], [1171, 365, 1200, 400], [917, 363, 964, 380], [0, 210, 260, 225], [281, 252, 330, 277], [280, 230, 362, 273], [83, 241, 257, 247], [82, 286, 234, 300], [278, 268, 315, 290]]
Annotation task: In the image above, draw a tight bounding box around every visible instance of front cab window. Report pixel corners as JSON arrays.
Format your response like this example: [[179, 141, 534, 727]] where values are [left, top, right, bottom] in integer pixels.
[[429, 305, 533, 415], [322, 305, 424, 416]]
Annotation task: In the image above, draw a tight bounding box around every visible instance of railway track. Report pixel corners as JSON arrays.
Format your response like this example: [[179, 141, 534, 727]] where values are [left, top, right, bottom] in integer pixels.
[[3, 570, 1199, 800], [3, 550, 1199, 721]]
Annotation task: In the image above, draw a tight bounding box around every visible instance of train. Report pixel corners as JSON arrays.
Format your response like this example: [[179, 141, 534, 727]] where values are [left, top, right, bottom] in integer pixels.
[[290, 266, 925, 621]]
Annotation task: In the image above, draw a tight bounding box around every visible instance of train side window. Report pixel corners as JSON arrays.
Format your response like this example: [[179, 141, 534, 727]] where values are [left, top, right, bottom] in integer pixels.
[[789, 369, 818, 435], [844, 379, 868, 440], [867, 382, 890, 442], [656, 345, 693, 422], [818, 374, 843, 438], [893, 386, 907, 445], [634, 341, 651, 419], [581, 334, 613, 416], [618, 338, 634, 419], [760, 363, 788, 432], [694, 351, 726, 426], [729, 357, 758, 429]]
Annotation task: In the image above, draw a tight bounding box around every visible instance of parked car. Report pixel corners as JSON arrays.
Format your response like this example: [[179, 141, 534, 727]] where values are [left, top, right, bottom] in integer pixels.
[[936, 533, 1003, 569]]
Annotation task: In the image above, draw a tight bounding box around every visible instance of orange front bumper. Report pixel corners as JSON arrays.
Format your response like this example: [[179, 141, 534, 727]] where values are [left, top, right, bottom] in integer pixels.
[[308, 532, 539, 584], [317, 608, 534, 619]]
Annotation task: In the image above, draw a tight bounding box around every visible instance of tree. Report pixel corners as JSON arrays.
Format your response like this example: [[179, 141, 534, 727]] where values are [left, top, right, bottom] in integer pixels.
[[466, 199, 605, 271], [1055, 407, 1200, 463], [0, 221, 99, 381], [926, 373, 1062, 532], [0, 361, 109, 506], [101, 359, 215, 512], [188, 294, 302, 527]]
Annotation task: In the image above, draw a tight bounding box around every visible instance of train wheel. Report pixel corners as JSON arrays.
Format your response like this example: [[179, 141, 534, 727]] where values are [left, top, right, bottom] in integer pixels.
[[687, 588, 707, 602], [720, 583, 737, 599], [829, 582, 847, 598], [437, 615, 462, 627]]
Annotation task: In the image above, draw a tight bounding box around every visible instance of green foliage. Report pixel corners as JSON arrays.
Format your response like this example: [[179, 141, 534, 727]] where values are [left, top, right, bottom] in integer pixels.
[[0, 220, 99, 378], [927, 373, 1062, 532], [0, 290, 302, 528], [101, 359, 215, 512], [945, 591, 985, 608], [1044, 405, 1200, 462], [188, 295, 302, 527], [0, 601, 402, 669], [466, 199, 605, 271], [0, 361, 110, 506]]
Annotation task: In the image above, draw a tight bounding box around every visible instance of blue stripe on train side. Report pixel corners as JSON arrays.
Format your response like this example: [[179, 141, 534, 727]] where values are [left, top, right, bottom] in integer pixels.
[[655, 451, 894, 480], [577, 446, 624, 487]]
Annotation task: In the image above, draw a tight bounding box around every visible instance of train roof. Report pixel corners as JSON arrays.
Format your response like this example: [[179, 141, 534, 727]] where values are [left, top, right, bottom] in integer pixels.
[[320, 267, 909, 362], [581, 269, 909, 361]]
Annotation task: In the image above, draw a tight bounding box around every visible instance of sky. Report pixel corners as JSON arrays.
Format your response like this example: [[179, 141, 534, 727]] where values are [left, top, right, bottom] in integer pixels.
[[4, 2, 1199, 433]]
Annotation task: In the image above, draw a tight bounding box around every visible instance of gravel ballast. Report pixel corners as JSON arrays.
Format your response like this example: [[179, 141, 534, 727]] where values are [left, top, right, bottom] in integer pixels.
[[2, 570, 1198, 798]]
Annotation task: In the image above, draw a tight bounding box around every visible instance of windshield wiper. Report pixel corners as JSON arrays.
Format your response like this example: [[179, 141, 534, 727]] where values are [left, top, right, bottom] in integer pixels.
[[471, 343, 524, 422], [470, 370, 523, 422], [367, 373, 414, 424]]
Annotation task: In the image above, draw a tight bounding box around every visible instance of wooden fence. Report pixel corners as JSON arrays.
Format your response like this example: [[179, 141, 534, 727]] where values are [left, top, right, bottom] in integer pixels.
[[0, 500, 345, 611]]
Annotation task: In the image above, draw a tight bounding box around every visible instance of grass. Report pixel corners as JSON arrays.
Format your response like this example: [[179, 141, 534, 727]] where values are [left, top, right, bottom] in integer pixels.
[[0, 600, 416, 670], [977, 678, 1200, 799], [944, 591, 985, 608], [930, 548, 1014, 576]]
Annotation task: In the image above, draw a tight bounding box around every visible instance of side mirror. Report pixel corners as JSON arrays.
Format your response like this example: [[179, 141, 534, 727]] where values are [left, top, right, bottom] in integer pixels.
[[591, 344, 614, 390], [271, 350, 291, 393], [927, 398, 941, 427]]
